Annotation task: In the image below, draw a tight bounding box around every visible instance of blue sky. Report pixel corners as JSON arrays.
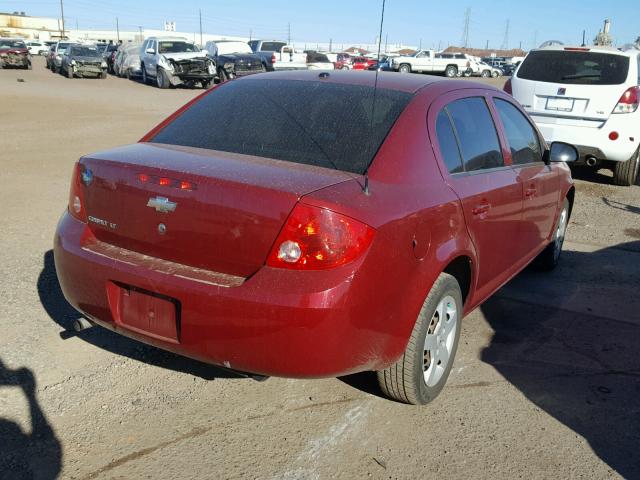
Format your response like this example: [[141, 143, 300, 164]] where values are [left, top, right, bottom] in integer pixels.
[[5, 0, 639, 49]]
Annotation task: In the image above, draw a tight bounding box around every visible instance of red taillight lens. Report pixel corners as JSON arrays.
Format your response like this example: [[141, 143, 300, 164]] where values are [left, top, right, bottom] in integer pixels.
[[504, 78, 513, 95], [266, 204, 375, 270], [271, 53, 276, 64], [613, 86, 639, 114], [68, 162, 87, 223]]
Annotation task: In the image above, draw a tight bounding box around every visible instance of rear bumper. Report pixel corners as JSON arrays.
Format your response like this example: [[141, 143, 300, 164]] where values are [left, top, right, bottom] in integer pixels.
[[54, 212, 398, 378], [531, 113, 640, 163]]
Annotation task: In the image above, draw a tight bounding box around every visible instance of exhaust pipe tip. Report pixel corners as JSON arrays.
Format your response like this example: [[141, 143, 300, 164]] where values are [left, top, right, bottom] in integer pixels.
[[73, 317, 94, 332], [585, 156, 598, 167]]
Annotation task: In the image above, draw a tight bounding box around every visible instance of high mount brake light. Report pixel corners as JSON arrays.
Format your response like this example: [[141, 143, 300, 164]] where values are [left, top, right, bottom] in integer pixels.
[[613, 86, 640, 114], [68, 162, 87, 223], [266, 204, 375, 270]]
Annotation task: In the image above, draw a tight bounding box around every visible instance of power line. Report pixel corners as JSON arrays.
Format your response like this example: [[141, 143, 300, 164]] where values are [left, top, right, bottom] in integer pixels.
[[461, 7, 470, 48]]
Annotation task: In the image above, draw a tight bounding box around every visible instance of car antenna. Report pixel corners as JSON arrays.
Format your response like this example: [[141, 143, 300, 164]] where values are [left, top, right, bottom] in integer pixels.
[[364, 0, 386, 196]]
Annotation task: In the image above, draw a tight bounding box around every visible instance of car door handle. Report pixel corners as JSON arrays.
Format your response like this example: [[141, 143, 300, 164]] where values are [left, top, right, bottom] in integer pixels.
[[471, 202, 491, 216], [525, 186, 537, 198]]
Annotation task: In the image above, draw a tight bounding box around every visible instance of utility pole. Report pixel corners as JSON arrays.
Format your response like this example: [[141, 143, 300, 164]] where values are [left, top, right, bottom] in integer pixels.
[[329, 38, 332, 52], [384, 33, 388, 54], [419, 38, 422, 50], [250, 29, 252, 42], [486, 39, 489, 49], [199, 9, 203, 47], [116, 17, 120, 42], [461, 7, 471, 48], [138, 25, 143, 41], [59, 0, 65, 39], [581, 29, 586, 46], [500, 19, 510, 50], [287, 22, 291, 45]]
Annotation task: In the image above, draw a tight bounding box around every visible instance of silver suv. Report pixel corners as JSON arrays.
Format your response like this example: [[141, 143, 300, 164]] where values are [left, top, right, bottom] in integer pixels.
[[140, 37, 215, 89]]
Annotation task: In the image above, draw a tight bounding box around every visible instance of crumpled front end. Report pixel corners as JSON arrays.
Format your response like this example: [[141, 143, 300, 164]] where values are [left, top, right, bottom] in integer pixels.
[[167, 57, 215, 84], [75, 60, 105, 77], [0, 51, 30, 68]]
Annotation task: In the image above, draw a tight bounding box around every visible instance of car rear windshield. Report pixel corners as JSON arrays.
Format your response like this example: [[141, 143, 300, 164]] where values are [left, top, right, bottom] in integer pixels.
[[0, 39, 26, 48], [150, 79, 412, 174], [517, 50, 630, 85], [260, 42, 286, 52]]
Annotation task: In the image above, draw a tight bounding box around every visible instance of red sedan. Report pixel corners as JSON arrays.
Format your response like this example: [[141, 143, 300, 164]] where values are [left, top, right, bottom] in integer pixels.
[[54, 71, 576, 405], [351, 56, 378, 70]]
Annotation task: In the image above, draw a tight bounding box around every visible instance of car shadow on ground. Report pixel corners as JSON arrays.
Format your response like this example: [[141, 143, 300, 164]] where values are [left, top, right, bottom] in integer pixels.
[[38, 249, 244, 381], [481, 241, 640, 478], [0, 360, 62, 479], [571, 165, 640, 187]]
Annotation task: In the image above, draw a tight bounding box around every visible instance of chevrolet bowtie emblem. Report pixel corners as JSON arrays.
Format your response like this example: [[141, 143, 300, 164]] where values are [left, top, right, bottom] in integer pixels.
[[147, 196, 177, 213]]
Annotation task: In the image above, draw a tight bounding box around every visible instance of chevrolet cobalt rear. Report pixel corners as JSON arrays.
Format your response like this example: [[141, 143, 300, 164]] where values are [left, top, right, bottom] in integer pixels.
[[55, 71, 576, 404]]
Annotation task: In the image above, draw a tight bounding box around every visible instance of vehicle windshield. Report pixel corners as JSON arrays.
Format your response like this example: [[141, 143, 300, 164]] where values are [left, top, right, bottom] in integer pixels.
[[70, 46, 99, 57], [0, 39, 26, 49], [57, 43, 71, 54], [216, 42, 252, 55], [517, 50, 630, 85], [307, 52, 330, 63], [159, 41, 199, 53], [150, 79, 413, 174]]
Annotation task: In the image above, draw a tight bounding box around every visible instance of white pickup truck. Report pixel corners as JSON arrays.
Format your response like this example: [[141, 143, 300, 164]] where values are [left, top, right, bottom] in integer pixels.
[[248, 40, 308, 71], [391, 50, 472, 77]]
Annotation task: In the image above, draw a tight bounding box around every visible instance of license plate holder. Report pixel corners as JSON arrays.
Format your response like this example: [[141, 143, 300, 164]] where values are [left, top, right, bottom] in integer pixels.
[[546, 97, 575, 112], [107, 282, 179, 343]]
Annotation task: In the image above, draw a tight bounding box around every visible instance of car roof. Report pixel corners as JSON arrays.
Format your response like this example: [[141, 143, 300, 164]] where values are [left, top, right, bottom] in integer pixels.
[[242, 70, 502, 95], [147, 37, 189, 42], [534, 45, 636, 57]]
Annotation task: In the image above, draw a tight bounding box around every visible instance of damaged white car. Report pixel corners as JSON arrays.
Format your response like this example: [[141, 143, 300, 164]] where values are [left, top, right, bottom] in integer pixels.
[[140, 37, 216, 89]]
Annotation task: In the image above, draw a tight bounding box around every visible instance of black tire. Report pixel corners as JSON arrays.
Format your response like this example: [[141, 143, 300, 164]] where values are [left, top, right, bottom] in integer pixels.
[[481, 70, 491, 78], [217, 68, 229, 83], [125, 68, 131, 80], [100, 71, 107, 79], [532, 198, 570, 271], [156, 67, 170, 89], [51, 64, 57, 74], [398, 63, 411, 74], [445, 65, 458, 78], [377, 273, 463, 405], [67, 66, 73, 78], [26, 62, 32, 70], [612, 148, 640, 186], [491, 70, 499, 78], [141, 65, 149, 84]]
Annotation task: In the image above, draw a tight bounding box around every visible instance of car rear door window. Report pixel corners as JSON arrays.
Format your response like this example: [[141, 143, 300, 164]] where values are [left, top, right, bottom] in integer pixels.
[[446, 97, 504, 172], [435, 110, 464, 174], [494, 99, 543, 165]]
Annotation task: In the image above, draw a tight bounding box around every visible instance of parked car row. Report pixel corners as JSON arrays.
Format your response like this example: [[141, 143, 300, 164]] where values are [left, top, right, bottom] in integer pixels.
[[45, 41, 107, 78]]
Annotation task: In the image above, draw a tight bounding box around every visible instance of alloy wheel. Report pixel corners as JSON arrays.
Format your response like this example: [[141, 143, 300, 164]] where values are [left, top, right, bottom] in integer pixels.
[[423, 295, 458, 387]]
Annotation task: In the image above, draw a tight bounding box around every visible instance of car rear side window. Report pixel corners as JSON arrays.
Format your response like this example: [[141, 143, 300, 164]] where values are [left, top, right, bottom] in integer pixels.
[[435, 110, 464, 174], [261, 42, 286, 52], [446, 97, 504, 172], [150, 79, 412, 174], [517, 50, 630, 85], [494, 99, 543, 165]]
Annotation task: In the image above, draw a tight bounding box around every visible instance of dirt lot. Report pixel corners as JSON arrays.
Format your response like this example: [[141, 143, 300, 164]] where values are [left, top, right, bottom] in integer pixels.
[[1, 57, 639, 479]]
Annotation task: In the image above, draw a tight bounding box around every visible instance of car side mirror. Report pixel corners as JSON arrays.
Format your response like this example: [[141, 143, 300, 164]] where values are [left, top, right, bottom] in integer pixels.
[[548, 142, 578, 163], [145, 48, 155, 54]]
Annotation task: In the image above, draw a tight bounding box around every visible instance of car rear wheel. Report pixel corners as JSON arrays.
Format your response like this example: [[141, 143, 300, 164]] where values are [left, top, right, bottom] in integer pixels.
[[491, 70, 499, 78], [481, 70, 490, 78], [398, 63, 411, 73], [377, 273, 462, 405], [612, 148, 640, 186], [217, 68, 229, 83], [67, 66, 73, 78], [445, 65, 458, 78], [532, 198, 569, 271]]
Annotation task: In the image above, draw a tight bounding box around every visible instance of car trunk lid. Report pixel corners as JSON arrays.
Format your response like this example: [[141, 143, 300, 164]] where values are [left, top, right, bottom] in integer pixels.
[[80, 142, 352, 278]]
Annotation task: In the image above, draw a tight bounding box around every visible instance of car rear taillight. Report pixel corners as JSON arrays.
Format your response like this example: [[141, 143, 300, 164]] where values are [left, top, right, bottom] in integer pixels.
[[271, 53, 276, 64], [504, 78, 512, 95], [68, 162, 87, 223], [266, 204, 375, 270], [613, 86, 639, 114]]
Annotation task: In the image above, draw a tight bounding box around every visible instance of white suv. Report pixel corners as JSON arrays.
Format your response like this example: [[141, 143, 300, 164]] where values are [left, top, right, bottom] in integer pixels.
[[507, 45, 640, 185]]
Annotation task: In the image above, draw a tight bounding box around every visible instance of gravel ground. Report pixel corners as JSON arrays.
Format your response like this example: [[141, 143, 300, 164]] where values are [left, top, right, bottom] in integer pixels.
[[1, 58, 639, 480]]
